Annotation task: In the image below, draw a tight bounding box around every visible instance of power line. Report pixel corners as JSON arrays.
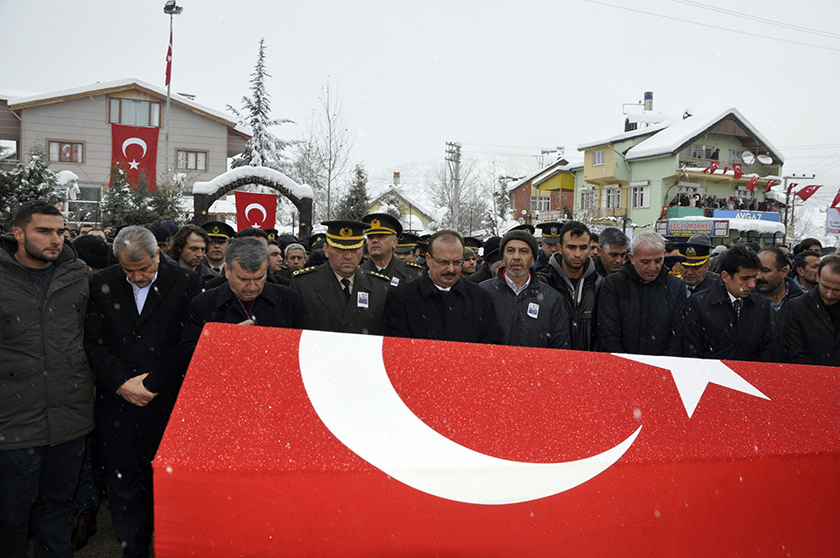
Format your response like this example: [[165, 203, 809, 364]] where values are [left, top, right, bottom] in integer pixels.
[[582, 0, 840, 53], [670, 0, 840, 40]]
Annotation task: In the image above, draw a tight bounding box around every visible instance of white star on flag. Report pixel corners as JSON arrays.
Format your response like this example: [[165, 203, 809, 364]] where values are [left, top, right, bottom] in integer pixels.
[[128, 159, 140, 170]]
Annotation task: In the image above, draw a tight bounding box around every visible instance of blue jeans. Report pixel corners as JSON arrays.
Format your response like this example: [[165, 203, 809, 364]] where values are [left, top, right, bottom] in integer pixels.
[[0, 436, 85, 558]]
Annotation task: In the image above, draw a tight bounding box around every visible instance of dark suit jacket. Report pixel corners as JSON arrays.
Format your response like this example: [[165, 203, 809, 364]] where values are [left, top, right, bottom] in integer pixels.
[[85, 257, 202, 468], [385, 271, 502, 344], [683, 280, 774, 361], [783, 287, 840, 366], [291, 263, 391, 334], [361, 255, 422, 286]]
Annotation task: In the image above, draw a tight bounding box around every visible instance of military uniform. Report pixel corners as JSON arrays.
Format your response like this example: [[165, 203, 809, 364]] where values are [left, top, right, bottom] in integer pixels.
[[360, 212, 422, 286]]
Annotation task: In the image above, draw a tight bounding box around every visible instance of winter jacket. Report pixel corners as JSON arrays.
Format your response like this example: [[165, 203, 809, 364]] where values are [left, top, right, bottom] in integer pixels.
[[597, 261, 686, 356], [683, 279, 774, 361], [783, 287, 840, 366], [763, 276, 806, 362], [537, 255, 602, 351], [0, 234, 94, 450], [479, 269, 570, 349]]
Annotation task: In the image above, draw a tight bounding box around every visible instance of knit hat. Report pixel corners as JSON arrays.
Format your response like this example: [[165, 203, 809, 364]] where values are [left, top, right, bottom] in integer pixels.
[[72, 234, 110, 270], [500, 230, 539, 260]]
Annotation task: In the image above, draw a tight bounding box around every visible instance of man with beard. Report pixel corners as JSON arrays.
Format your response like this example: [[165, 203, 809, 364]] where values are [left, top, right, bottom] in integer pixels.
[[480, 229, 569, 348], [461, 247, 478, 279], [360, 213, 422, 286], [676, 233, 719, 296], [594, 227, 629, 277], [201, 221, 235, 276], [169, 225, 215, 285], [597, 231, 686, 356], [784, 255, 840, 366], [683, 245, 774, 361], [756, 247, 805, 361], [791, 250, 821, 292], [537, 221, 602, 351], [385, 230, 500, 343]]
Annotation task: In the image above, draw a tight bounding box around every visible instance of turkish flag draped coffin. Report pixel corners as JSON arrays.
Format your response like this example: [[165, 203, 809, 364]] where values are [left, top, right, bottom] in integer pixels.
[[154, 325, 840, 557], [111, 123, 159, 190]]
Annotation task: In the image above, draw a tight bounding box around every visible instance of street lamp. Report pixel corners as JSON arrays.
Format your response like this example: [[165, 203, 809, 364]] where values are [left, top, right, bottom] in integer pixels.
[[163, 1, 183, 182]]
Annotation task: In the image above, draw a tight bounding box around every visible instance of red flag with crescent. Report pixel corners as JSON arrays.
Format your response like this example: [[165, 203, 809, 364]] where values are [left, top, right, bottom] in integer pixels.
[[732, 162, 743, 179], [831, 188, 840, 209], [702, 160, 719, 174], [764, 179, 778, 193], [165, 29, 173, 86], [795, 184, 822, 201], [787, 182, 798, 195], [234, 190, 277, 231], [745, 175, 759, 192], [111, 124, 159, 191]]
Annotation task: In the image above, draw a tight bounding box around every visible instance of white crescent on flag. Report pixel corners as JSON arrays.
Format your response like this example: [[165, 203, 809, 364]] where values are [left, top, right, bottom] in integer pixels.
[[298, 331, 642, 505], [122, 137, 148, 159], [245, 203, 267, 225]]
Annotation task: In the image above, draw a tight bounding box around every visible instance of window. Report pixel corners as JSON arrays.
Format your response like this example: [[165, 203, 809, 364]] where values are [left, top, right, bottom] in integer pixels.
[[110, 98, 161, 127], [177, 150, 207, 171], [605, 187, 621, 210], [48, 141, 84, 164], [686, 144, 717, 160], [580, 190, 596, 211], [728, 149, 744, 163], [67, 184, 101, 223], [631, 185, 649, 209], [593, 149, 605, 166]]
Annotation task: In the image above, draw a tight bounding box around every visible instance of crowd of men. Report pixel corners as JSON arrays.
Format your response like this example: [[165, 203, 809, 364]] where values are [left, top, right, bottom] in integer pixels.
[[2, 200, 839, 557]]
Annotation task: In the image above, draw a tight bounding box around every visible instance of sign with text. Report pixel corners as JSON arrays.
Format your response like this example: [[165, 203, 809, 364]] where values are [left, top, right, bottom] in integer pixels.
[[154, 325, 840, 557], [713, 210, 781, 222], [656, 219, 729, 237], [827, 208, 840, 236]]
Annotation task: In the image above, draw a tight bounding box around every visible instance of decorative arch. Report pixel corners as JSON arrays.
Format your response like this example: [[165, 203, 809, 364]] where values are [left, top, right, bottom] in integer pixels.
[[192, 167, 314, 239]]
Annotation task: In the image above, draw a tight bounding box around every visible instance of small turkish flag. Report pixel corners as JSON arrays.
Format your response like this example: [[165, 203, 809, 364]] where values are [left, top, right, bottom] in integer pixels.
[[787, 182, 798, 196], [235, 191, 277, 231], [831, 188, 840, 209], [746, 175, 759, 192], [111, 124, 159, 191], [732, 163, 743, 179], [765, 179, 778, 194], [703, 161, 720, 174], [165, 29, 173, 86], [795, 184, 822, 202]]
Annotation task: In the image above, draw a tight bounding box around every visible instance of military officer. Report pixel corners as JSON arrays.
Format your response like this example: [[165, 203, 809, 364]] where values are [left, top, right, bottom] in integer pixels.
[[676, 233, 719, 296], [394, 232, 421, 263], [360, 212, 422, 287], [201, 220, 235, 276], [292, 220, 391, 334]]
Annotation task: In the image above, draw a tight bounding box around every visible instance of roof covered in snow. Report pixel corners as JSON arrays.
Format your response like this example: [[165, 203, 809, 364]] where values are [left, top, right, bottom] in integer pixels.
[[7, 78, 243, 130], [577, 119, 674, 151], [506, 157, 573, 193], [193, 166, 313, 199]]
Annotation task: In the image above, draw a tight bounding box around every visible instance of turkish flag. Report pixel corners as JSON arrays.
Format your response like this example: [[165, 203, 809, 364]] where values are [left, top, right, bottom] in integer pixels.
[[702, 160, 719, 174], [155, 325, 840, 557], [165, 29, 173, 86], [234, 190, 277, 231], [745, 175, 759, 192], [732, 162, 743, 179], [787, 182, 798, 195], [796, 184, 822, 201], [765, 179, 778, 193], [831, 188, 840, 209], [111, 123, 159, 191]]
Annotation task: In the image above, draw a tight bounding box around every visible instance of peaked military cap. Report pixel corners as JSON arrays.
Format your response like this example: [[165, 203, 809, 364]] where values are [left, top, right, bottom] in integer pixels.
[[322, 220, 369, 249], [507, 223, 536, 235], [675, 241, 713, 267], [362, 213, 403, 236], [201, 220, 235, 241], [536, 222, 564, 245], [463, 236, 483, 250], [308, 232, 327, 249], [264, 228, 279, 241], [395, 232, 420, 254]]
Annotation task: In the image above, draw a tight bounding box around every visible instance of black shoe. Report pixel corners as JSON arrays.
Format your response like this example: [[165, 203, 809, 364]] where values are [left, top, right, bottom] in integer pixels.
[[71, 510, 98, 551]]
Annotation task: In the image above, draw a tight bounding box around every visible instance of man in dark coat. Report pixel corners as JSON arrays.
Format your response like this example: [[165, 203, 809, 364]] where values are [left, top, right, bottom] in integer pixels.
[[784, 255, 840, 366], [386, 230, 502, 344], [480, 229, 569, 348], [360, 213, 422, 287], [676, 234, 719, 297], [176, 238, 313, 368], [466, 236, 501, 283], [756, 246, 805, 362], [683, 245, 774, 361], [594, 227, 629, 278], [85, 226, 201, 558], [533, 222, 563, 273], [538, 221, 602, 351], [292, 220, 391, 335], [597, 231, 686, 356]]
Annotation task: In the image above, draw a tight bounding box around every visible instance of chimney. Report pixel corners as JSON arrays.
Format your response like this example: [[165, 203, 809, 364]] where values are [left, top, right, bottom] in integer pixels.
[[393, 171, 400, 186], [644, 91, 653, 111]]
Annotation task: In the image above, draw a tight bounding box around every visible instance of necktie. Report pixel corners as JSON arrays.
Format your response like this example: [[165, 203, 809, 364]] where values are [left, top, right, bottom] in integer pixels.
[[341, 278, 351, 303], [733, 298, 741, 321]]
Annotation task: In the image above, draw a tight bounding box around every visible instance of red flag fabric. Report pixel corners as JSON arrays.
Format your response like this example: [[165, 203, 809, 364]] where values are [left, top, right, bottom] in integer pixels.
[[764, 179, 778, 194], [155, 325, 840, 557], [831, 188, 840, 209], [111, 124, 159, 191], [787, 182, 798, 196], [165, 29, 173, 86], [745, 175, 759, 192], [235, 191, 277, 231], [702, 161, 719, 174], [795, 184, 822, 202], [732, 162, 743, 179]]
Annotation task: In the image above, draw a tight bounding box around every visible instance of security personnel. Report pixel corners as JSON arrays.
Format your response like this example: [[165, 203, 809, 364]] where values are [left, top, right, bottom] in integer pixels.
[[201, 221, 235, 277], [394, 232, 421, 263], [676, 234, 718, 296], [292, 220, 391, 334], [534, 222, 563, 272], [360, 213, 422, 287]]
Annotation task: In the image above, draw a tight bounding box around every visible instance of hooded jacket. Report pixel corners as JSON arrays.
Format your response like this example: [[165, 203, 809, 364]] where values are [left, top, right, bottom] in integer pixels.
[[537, 255, 602, 351]]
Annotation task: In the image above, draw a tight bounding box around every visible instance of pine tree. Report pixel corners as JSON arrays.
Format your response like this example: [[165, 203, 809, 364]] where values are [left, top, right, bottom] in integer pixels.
[[334, 164, 369, 221], [0, 146, 61, 220], [100, 165, 186, 227], [228, 38, 294, 173]]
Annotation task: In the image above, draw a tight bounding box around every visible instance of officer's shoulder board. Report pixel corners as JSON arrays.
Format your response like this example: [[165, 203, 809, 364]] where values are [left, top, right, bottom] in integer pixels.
[[364, 270, 391, 282], [406, 262, 423, 269], [292, 266, 319, 277]]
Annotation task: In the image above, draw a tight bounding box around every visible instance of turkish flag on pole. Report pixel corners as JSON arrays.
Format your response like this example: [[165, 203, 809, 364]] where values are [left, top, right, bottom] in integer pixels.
[[764, 179, 778, 194], [702, 160, 719, 174], [111, 124, 159, 191], [796, 184, 822, 201], [165, 29, 173, 86], [732, 162, 743, 179], [745, 175, 759, 192], [831, 188, 840, 209], [235, 191, 277, 231], [787, 182, 798, 195]]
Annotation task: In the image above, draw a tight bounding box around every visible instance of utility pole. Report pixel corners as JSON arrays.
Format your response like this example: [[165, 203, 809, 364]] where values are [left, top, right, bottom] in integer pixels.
[[445, 142, 461, 232], [782, 173, 816, 245]]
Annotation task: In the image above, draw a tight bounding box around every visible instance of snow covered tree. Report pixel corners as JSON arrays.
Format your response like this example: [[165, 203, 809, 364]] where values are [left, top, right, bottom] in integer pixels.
[[429, 158, 486, 234], [0, 146, 61, 220], [334, 164, 369, 221], [100, 164, 185, 226], [228, 38, 295, 173]]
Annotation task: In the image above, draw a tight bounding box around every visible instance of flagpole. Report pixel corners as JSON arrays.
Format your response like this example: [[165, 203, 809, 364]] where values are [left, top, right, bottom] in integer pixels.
[[163, 1, 183, 184]]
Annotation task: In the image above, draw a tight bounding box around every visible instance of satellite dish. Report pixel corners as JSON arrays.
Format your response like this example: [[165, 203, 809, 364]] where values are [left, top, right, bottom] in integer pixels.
[[741, 151, 755, 165], [517, 217, 525, 224], [757, 154, 773, 165]]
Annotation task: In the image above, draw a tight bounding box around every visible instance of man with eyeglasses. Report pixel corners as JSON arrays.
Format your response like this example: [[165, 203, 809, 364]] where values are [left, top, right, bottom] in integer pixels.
[[385, 230, 501, 343]]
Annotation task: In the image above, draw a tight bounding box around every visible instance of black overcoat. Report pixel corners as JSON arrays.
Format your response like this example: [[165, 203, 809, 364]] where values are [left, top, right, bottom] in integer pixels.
[[783, 287, 840, 366]]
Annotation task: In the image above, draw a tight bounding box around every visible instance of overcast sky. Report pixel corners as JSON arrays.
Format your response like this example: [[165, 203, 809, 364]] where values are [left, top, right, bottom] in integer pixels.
[[2, 0, 839, 208]]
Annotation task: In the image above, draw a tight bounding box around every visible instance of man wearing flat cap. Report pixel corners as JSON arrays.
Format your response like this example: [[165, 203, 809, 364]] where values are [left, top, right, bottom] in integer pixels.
[[480, 229, 570, 348], [292, 220, 391, 334], [676, 233, 719, 297], [360, 213, 422, 286], [201, 221, 235, 277]]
